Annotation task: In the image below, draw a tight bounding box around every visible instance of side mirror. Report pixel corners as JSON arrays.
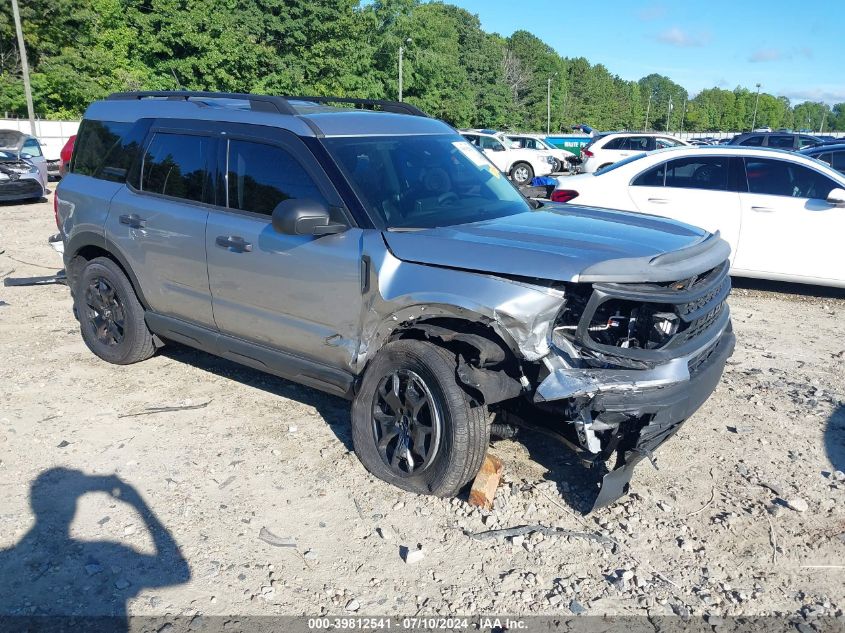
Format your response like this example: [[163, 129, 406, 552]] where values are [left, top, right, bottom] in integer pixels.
[[826, 187, 845, 207], [271, 198, 346, 236], [492, 145, 505, 152], [20, 153, 33, 160]]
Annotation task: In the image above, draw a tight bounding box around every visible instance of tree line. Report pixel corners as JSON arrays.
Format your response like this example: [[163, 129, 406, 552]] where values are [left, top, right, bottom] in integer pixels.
[[1, 0, 842, 133]]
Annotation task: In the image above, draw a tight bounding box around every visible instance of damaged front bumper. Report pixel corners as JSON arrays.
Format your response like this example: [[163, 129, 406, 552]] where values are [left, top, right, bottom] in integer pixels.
[[534, 312, 735, 511]]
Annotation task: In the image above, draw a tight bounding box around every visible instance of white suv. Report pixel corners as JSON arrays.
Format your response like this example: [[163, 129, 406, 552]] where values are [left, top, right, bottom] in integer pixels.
[[460, 131, 554, 186], [580, 132, 689, 173], [503, 133, 576, 173]]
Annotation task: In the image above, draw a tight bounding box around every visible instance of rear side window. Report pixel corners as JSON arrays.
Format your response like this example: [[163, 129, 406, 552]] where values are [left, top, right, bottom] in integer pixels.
[[831, 151, 845, 173], [602, 137, 623, 150], [744, 158, 838, 199], [72, 120, 133, 178], [799, 135, 819, 148], [226, 140, 326, 215], [141, 132, 209, 202], [768, 135, 794, 149], [664, 157, 729, 191], [739, 135, 764, 147]]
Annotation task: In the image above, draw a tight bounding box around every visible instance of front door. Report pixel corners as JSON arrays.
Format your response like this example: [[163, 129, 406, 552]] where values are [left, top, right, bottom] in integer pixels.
[[205, 132, 364, 369], [734, 156, 845, 283]]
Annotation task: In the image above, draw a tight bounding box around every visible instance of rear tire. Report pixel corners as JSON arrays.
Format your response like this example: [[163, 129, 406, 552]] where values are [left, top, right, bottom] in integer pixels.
[[74, 257, 156, 365], [510, 162, 534, 186], [351, 340, 489, 497]]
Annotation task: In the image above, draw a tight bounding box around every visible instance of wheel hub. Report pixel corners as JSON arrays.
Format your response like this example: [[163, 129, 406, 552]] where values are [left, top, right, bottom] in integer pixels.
[[372, 369, 442, 477], [84, 276, 126, 347]]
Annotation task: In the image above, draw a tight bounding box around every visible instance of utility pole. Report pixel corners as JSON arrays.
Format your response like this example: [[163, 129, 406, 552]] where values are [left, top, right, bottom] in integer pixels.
[[666, 95, 673, 132], [644, 92, 653, 131], [398, 45, 404, 102], [751, 83, 761, 131], [820, 109, 827, 134], [546, 73, 558, 135], [11, 0, 36, 136], [679, 98, 687, 136]]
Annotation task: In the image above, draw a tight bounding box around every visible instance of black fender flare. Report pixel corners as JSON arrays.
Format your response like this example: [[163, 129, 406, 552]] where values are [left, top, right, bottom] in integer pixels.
[[64, 231, 150, 309]]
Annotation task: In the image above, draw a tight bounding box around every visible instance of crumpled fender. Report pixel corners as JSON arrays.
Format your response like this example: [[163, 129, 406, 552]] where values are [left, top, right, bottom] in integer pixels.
[[354, 238, 565, 372]]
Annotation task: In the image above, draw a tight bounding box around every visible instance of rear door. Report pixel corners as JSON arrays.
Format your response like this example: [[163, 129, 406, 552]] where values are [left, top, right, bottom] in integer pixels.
[[627, 155, 742, 260], [734, 156, 845, 282], [106, 122, 216, 327], [205, 129, 363, 369]]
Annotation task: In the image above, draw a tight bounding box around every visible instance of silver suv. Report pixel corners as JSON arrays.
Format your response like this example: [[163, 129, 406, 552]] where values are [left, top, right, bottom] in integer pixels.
[[56, 91, 735, 510]]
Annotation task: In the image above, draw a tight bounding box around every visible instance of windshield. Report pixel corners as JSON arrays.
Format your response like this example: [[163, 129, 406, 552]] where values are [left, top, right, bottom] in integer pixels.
[[324, 134, 532, 229]]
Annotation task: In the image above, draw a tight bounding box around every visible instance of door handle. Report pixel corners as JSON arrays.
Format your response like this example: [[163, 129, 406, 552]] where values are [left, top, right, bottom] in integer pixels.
[[648, 198, 670, 204], [215, 235, 253, 253], [119, 214, 146, 228], [750, 206, 775, 213]]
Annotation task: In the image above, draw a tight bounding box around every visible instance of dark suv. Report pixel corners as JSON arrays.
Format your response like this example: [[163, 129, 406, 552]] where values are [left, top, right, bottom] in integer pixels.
[[728, 132, 822, 151], [56, 91, 734, 510]]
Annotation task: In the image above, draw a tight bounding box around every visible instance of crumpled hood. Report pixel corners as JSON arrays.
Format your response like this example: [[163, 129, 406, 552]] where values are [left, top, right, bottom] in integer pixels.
[[382, 205, 729, 283]]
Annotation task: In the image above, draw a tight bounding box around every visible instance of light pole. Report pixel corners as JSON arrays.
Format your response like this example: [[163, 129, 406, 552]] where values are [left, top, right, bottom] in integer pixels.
[[644, 92, 653, 131], [751, 83, 761, 131], [820, 109, 827, 134], [547, 73, 558, 135], [398, 38, 412, 102], [679, 98, 687, 136], [10, 0, 36, 136]]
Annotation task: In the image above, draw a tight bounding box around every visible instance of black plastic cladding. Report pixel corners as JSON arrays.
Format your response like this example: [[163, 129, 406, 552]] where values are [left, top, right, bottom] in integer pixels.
[[571, 261, 731, 364]]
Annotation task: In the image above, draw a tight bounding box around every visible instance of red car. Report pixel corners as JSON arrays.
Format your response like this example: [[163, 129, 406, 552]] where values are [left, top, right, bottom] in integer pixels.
[[58, 134, 75, 177]]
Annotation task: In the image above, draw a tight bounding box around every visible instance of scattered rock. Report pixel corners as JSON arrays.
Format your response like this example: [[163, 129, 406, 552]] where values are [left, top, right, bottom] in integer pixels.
[[569, 599, 587, 615], [345, 599, 360, 612], [303, 549, 318, 560], [84, 563, 103, 576], [258, 527, 296, 548], [56, 440, 70, 448], [400, 545, 425, 564], [785, 498, 809, 512], [114, 579, 131, 590]]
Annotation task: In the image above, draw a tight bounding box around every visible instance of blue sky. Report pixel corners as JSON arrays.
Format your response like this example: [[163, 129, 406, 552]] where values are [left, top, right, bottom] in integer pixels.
[[445, 0, 844, 104]]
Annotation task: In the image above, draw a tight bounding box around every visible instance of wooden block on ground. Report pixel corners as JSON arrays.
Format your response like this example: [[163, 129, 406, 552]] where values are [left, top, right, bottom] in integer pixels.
[[468, 453, 504, 510]]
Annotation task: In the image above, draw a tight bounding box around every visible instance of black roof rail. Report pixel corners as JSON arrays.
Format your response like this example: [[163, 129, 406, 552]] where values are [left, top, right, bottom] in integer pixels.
[[106, 91, 429, 118], [285, 96, 428, 117], [106, 91, 298, 115]]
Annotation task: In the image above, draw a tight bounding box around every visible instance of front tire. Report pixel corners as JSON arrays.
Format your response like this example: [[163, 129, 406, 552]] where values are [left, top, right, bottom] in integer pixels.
[[74, 257, 156, 365], [510, 162, 534, 186], [351, 340, 489, 497]]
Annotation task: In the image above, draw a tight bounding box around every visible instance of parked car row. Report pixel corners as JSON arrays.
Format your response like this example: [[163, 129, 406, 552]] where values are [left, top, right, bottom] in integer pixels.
[[552, 145, 845, 287]]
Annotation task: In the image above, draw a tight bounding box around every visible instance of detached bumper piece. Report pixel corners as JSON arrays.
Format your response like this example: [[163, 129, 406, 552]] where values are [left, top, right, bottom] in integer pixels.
[[538, 261, 734, 511]]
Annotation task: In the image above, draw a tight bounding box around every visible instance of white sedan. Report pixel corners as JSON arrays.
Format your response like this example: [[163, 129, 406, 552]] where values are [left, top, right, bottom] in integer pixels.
[[551, 146, 845, 288]]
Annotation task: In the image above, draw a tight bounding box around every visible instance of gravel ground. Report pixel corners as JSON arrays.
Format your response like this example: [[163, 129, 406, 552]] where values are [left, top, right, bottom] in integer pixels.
[[1, 194, 844, 622]]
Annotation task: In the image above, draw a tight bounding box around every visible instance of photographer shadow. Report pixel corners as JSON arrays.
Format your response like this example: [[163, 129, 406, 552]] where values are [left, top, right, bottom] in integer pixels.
[[0, 468, 190, 629]]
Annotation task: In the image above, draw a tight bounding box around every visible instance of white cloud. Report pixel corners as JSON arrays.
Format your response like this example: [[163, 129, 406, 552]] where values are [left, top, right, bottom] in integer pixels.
[[655, 27, 710, 47], [748, 48, 782, 63], [781, 87, 845, 105], [637, 4, 667, 20]]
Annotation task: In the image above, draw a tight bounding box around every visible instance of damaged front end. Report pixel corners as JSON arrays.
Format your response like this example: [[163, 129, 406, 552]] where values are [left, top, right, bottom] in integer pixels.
[[530, 260, 735, 510]]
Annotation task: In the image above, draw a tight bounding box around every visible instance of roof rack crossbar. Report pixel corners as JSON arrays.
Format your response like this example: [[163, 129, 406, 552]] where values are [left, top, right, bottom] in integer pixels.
[[107, 91, 298, 115], [285, 96, 428, 117], [106, 91, 429, 118]]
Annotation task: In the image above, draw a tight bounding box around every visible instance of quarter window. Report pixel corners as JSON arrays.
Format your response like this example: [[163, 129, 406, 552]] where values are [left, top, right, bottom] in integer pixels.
[[141, 132, 209, 202], [226, 140, 326, 215], [72, 120, 133, 178], [655, 137, 683, 149], [664, 157, 729, 191], [744, 158, 838, 199], [632, 163, 666, 187]]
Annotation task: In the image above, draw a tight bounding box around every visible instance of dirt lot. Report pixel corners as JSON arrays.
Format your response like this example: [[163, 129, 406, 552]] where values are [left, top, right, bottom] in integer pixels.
[[1, 194, 844, 622]]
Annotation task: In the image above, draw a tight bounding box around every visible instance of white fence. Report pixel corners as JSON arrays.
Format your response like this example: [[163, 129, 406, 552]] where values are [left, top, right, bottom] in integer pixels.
[[0, 118, 80, 160]]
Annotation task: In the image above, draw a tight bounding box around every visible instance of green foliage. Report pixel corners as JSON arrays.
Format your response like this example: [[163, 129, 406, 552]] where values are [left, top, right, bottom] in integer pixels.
[[0, 0, 841, 131]]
